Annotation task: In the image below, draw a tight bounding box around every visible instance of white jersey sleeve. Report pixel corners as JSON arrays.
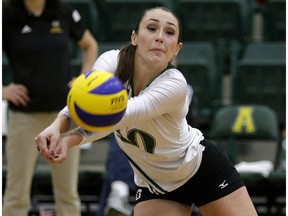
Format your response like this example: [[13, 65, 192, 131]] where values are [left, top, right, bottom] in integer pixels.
[[91, 50, 119, 74], [57, 50, 121, 140]]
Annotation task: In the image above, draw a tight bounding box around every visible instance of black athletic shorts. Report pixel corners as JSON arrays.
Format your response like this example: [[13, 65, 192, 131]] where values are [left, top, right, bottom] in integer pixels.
[[134, 139, 245, 207]]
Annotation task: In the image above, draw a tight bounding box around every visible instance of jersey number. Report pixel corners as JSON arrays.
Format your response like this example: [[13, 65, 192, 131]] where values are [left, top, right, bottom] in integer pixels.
[[116, 129, 156, 154]]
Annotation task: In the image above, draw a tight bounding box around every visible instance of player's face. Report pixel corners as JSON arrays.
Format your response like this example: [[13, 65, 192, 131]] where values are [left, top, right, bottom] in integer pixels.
[[132, 9, 182, 68]]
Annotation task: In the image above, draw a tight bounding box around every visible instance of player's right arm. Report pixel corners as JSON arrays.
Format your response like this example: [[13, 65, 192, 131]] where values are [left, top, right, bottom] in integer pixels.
[[35, 50, 124, 162], [34, 112, 81, 161]]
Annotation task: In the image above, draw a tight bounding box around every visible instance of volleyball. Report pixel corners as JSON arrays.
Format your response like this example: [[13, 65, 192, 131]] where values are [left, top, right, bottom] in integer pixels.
[[67, 70, 128, 132]]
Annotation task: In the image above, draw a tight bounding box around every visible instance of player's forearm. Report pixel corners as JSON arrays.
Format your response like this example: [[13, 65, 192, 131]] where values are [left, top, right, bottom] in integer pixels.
[[51, 113, 72, 134]]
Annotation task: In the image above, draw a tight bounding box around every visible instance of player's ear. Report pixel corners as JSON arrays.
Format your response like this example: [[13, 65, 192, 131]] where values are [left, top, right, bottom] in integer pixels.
[[131, 30, 137, 46], [175, 42, 183, 56]]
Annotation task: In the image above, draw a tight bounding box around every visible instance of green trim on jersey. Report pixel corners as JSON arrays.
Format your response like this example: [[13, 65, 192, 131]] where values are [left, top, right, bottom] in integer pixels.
[[121, 149, 168, 194]]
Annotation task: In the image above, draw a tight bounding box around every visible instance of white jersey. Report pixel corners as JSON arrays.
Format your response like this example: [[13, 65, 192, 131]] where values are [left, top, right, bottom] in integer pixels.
[[60, 50, 205, 194]]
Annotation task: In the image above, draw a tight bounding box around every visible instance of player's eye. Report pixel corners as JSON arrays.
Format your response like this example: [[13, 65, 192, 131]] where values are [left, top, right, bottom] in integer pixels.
[[147, 27, 156, 32], [166, 30, 175, 36]]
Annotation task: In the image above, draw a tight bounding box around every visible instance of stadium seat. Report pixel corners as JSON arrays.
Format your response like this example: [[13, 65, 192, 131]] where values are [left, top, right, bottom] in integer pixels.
[[232, 42, 286, 128], [105, 0, 175, 42], [266, 0, 286, 41], [176, 0, 250, 76], [209, 105, 283, 214], [266, 130, 286, 215], [243, 0, 286, 43], [98, 42, 128, 55], [176, 0, 248, 42], [27, 168, 104, 215], [177, 42, 218, 128], [266, 172, 286, 216]]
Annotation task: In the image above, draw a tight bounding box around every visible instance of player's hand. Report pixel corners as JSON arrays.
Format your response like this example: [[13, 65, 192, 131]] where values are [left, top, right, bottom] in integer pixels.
[[2, 83, 30, 106], [34, 125, 61, 162], [49, 133, 83, 163]]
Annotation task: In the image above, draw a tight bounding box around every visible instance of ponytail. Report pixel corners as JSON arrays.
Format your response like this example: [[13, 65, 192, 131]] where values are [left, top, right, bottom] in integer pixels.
[[115, 43, 136, 84]]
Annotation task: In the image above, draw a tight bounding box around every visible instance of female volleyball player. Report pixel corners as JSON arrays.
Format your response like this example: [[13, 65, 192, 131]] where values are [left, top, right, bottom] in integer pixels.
[[35, 7, 258, 216]]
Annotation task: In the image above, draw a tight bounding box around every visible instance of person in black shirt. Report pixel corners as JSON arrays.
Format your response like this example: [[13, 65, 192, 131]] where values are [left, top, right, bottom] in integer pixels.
[[2, 0, 98, 215]]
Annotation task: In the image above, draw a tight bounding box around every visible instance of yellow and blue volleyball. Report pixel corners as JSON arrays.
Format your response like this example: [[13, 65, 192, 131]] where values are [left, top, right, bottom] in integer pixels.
[[67, 70, 128, 132]]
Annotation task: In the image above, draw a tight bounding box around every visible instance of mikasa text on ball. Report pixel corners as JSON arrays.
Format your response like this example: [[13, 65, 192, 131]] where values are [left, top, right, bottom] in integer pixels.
[[67, 70, 128, 132]]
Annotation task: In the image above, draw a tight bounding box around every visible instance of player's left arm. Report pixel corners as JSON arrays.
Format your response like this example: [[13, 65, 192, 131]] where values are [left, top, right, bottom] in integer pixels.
[[122, 71, 188, 123], [73, 70, 188, 144]]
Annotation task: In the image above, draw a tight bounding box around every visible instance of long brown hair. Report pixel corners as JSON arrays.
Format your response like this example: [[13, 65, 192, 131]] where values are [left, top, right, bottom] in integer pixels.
[[115, 7, 182, 84]]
